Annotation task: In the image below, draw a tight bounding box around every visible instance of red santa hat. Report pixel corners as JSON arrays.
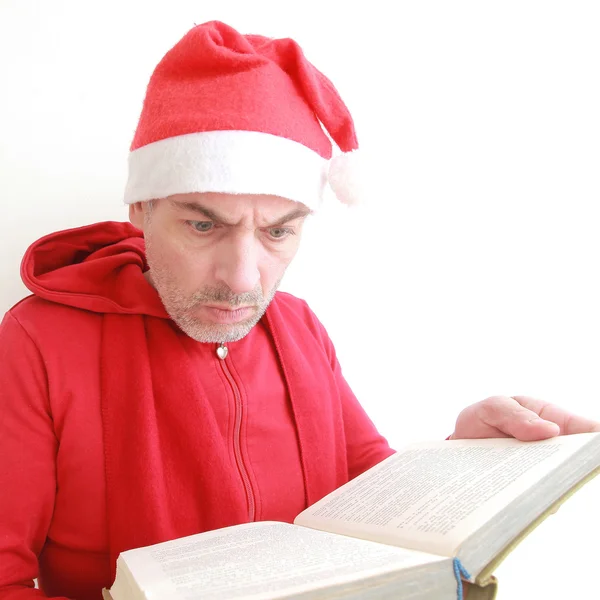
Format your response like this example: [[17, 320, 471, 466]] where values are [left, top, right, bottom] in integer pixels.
[[124, 21, 364, 211]]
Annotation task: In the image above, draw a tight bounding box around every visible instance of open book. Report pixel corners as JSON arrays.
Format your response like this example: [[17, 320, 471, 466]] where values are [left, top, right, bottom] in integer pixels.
[[104, 432, 600, 600]]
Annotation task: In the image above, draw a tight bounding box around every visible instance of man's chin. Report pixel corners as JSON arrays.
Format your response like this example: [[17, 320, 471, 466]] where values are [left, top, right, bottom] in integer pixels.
[[164, 292, 279, 344], [175, 315, 260, 344]]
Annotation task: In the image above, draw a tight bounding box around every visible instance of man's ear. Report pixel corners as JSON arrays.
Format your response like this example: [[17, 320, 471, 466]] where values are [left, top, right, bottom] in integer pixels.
[[129, 202, 145, 229]]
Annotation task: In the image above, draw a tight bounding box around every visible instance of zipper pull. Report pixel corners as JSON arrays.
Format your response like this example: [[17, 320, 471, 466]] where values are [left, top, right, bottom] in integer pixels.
[[216, 343, 228, 360]]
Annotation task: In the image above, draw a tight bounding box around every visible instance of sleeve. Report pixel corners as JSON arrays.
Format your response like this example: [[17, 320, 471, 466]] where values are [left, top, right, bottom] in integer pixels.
[[0, 312, 69, 600], [309, 307, 396, 480]]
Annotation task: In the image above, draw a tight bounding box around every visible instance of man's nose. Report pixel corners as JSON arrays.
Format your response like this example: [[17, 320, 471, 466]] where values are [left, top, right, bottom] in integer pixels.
[[213, 233, 261, 296]]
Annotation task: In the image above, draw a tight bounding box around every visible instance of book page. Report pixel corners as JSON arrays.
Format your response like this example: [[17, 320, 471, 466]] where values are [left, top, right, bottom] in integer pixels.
[[114, 521, 448, 600], [295, 433, 598, 558]]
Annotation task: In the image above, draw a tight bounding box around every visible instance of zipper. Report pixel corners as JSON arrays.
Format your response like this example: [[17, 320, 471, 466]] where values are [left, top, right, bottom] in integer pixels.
[[218, 348, 256, 522]]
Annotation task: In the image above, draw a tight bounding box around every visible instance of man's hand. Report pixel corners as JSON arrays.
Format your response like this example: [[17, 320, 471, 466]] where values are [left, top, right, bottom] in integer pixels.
[[450, 395, 600, 441]]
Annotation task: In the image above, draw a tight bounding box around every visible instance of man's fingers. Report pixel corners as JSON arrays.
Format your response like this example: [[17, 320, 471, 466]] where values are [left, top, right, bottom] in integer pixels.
[[453, 395, 599, 441], [553, 413, 600, 435], [512, 396, 600, 435], [480, 397, 560, 441]]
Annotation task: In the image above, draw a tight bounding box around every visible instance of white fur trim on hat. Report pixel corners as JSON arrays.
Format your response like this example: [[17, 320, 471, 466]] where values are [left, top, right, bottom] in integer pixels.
[[124, 130, 329, 211]]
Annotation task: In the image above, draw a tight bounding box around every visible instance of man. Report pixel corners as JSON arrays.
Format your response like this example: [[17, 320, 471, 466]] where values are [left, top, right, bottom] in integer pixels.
[[0, 20, 597, 600]]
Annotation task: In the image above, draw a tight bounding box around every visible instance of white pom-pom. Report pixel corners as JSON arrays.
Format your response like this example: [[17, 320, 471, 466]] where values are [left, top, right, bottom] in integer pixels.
[[327, 150, 365, 206]]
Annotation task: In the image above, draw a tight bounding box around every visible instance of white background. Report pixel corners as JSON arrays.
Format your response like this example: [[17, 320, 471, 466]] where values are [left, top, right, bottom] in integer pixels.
[[0, 1, 598, 598]]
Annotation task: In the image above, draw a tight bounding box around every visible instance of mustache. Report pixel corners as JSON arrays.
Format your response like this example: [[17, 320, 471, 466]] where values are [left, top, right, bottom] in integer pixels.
[[190, 286, 263, 308]]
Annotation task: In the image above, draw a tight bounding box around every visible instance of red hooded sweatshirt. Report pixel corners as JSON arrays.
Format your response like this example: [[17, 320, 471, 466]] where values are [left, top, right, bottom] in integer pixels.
[[0, 222, 394, 600]]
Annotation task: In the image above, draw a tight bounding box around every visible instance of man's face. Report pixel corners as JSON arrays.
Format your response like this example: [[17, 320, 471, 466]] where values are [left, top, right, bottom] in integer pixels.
[[131, 192, 310, 343]]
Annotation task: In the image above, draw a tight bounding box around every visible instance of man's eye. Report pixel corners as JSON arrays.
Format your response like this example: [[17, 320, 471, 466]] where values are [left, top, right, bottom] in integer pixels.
[[189, 221, 214, 233], [269, 227, 293, 240]]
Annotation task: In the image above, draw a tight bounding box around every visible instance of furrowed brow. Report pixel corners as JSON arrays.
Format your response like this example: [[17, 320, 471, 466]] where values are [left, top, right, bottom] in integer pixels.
[[171, 199, 311, 227], [170, 200, 234, 225], [268, 207, 311, 227]]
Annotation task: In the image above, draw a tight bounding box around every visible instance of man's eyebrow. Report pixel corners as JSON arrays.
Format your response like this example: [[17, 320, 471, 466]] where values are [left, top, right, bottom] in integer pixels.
[[171, 200, 230, 224], [171, 200, 311, 227], [269, 207, 312, 227]]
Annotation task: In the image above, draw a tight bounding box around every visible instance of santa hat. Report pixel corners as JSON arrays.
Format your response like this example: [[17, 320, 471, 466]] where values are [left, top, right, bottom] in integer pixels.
[[124, 21, 364, 210]]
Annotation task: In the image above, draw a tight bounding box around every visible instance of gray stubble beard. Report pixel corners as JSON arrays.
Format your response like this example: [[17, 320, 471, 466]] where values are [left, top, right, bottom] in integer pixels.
[[167, 282, 281, 343], [143, 204, 283, 343]]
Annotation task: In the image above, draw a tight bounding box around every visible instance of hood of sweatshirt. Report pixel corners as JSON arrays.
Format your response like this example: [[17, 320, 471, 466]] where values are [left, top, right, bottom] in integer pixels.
[[21, 221, 169, 318]]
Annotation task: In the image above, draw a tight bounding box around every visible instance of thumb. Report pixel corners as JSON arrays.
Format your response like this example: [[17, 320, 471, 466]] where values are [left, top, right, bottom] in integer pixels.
[[483, 398, 560, 441]]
